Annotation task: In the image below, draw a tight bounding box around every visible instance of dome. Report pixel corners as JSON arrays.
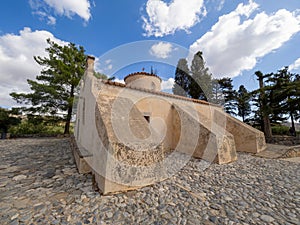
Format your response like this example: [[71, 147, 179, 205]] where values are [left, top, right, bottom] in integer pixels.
[[124, 72, 162, 91]]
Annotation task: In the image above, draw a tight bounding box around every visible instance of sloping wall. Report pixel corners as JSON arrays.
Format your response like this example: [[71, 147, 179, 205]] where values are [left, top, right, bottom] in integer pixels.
[[73, 56, 266, 194], [172, 103, 237, 164], [94, 92, 168, 194], [213, 109, 266, 153]]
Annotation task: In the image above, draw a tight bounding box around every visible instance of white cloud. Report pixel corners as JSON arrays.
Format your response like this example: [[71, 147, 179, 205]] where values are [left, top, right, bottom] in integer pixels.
[[47, 15, 57, 25], [94, 57, 101, 72], [106, 77, 172, 89], [206, 0, 226, 11], [105, 59, 113, 70], [161, 78, 174, 90], [34, 11, 57, 25], [235, 0, 258, 17], [289, 58, 300, 71], [107, 64, 113, 70], [217, 0, 225, 11], [113, 78, 125, 84], [189, 0, 300, 78], [150, 42, 174, 59], [44, 0, 91, 21], [107, 77, 173, 90], [0, 27, 66, 107], [29, 0, 91, 23], [95, 58, 113, 73], [142, 0, 206, 37], [105, 59, 112, 64]]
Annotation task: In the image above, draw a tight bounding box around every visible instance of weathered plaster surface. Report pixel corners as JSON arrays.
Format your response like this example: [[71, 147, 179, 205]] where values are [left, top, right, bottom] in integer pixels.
[[73, 56, 266, 194]]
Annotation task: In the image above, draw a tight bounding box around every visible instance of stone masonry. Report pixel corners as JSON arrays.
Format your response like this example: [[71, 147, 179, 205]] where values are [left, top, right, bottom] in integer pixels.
[[72, 56, 267, 194]]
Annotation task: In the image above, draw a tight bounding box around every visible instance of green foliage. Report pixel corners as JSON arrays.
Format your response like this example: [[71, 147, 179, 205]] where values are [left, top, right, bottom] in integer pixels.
[[27, 114, 44, 125], [251, 71, 273, 137], [173, 52, 213, 101], [189, 51, 212, 101], [9, 122, 45, 135], [10, 39, 86, 134], [25, 114, 64, 126], [8, 121, 65, 136], [0, 108, 9, 131], [173, 58, 190, 97], [271, 125, 290, 135], [171, 58, 300, 134], [250, 68, 300, 138], [94, 72, 115, 80], [8, 115, 68, 136], [266, 67, 300, 129], [211, 79, 224, 105], [294, 74, 300, 122], [172, 54, 238, 117], [236, 85, 251, 122], [0, 108, 21, 133], [209, 78, 238, 116]]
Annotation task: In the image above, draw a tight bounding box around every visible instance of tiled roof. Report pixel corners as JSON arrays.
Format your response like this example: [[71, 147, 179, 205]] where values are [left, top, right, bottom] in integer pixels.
[[124, 72, 162, 82], [102, 80, 126, 87], [102, 80, 212, 106]]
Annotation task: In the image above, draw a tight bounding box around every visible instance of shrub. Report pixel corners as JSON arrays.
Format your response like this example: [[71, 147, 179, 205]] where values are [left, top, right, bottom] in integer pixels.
[[8, 121, 65, 136], [0, 107, 21, 133], [272, 125, 290, 135], [9, 122, 45, 135]]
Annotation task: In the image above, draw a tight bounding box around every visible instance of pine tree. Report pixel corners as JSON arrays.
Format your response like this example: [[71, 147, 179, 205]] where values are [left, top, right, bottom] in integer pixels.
[[253, 71, 272, 138], [218, 77, 237, 116], [265, 70, 288, 124], [266, 67, 300, 134], [172, 58, 190, 97], [10, 39, 86, 134], [189, 51, 212, 101], [211, 79, 223, 105], [236, 85, 251, 122], [294, 74, 300, 122]]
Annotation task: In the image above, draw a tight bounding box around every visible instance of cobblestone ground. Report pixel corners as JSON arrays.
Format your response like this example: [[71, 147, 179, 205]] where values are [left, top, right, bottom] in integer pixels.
[[0, 138, 299, 225]]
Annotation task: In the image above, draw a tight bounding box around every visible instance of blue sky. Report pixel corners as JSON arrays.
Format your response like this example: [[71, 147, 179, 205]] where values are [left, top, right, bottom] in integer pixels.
[[0, 0, 299, 108]]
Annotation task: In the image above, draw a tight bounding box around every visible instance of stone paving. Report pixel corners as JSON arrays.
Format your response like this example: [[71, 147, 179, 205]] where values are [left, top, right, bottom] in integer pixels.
[[0, 138, 299, 225]]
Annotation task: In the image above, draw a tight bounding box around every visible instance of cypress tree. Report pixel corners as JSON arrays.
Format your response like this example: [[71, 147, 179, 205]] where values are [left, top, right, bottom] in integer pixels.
[[189, 51, 212, 101], [173, 58, 190, 97]]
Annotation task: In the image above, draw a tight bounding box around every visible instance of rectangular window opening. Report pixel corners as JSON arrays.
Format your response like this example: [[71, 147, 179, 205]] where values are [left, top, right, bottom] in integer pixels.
[[144, 115, 150, 123]]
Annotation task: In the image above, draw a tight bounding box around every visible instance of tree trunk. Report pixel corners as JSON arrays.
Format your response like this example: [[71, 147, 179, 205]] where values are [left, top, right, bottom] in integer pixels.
[[64, 105, 72, 134], [290, 112, 296, 137], [257, 74, 272, 138], [64, 85, 74, 134], [263, 116, 272, 138], [288, 95, 296, 137]]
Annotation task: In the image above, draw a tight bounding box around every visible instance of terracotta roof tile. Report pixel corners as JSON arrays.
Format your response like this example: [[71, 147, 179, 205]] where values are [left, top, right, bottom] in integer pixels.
[[102, 79, 215, 106], [102, 80, 126, 87], [124, 72, 162, 82]]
